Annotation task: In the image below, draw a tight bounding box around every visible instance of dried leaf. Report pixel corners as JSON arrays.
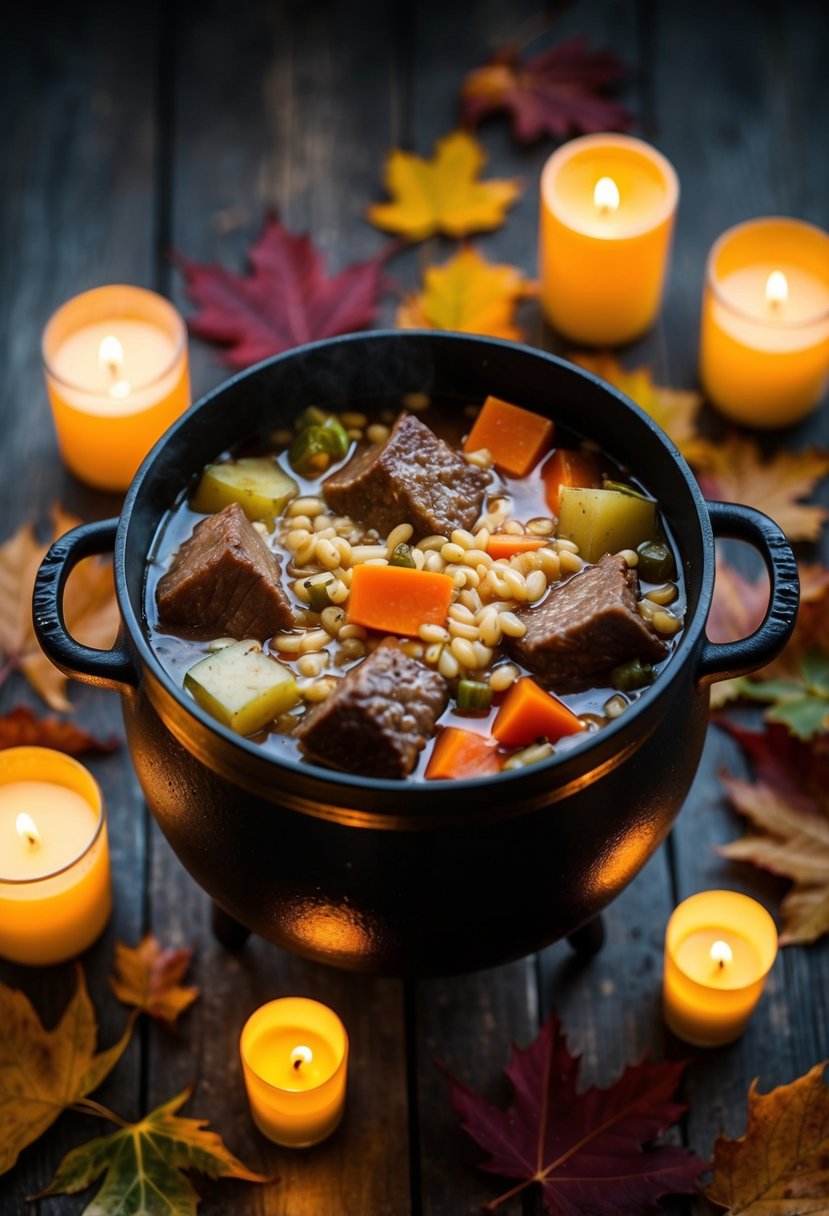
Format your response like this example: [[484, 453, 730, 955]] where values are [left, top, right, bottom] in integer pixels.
[[0, 508, 119, 711], [440, 1014, 705, 1214], [38, 1086, 272, 1216], [707, 558, 771, 708], [367, 130, 521, 242], [571, 353, 715, 466], [0, 705, 119, 754], [763, 563, 829, 683], [461, 36, 633, 143], [397, 246, 537, 340], [718, 723, 829, 945], [0, 968, 133, 1176], [695, 437, 829, 542], [177, 213, 393, 369], [110, 935, 199, 1029], [705, 1063, 829, 1214]]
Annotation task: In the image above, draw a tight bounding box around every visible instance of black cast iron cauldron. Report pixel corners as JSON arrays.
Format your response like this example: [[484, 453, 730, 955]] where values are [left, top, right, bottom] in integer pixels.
[[33, 333, 798, 975]]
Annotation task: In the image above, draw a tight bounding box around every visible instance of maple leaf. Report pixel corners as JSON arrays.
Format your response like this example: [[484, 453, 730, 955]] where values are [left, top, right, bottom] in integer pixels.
[[440, 1015, 705, 1215], [397, 246, 538, 341], [717, 722, 829, 945], [0, 508, 119, 711], [0, 967, 133, 1176], [706, 558, 772, 709], [571, 353, 715, 466], [739, 648, 829, 741], [460, 36, 633, 143], [694, 436, 829, 542], [177, 213, 393, 369], [367, 130, 521, 242], [0, 705, 119, 754], [705, 1062, 829, 1214], [110, 935, 199, 1029], [37, 1086, 272, 1216]]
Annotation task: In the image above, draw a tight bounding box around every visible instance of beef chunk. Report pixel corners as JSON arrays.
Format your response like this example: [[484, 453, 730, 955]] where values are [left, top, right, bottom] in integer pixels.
[[156, 501, 294, 640], [323, 412, 490, 537], [295, 639, 449, 777], [507, 553, 669, 689]]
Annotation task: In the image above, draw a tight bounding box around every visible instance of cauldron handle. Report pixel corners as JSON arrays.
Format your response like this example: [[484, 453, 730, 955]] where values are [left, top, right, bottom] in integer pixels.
[[32, 518, 137, 695], [697, 500, 799, 687]]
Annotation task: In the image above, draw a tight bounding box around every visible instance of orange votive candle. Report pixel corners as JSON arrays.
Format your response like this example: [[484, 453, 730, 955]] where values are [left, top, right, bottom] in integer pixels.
[[240, 997, 348, 1148], [699, 217, 829, 427], [663, 890, 778, 1048], [43, 284, 190, 491], [0, 747, 112, 966], [539, 133, 679, 346]]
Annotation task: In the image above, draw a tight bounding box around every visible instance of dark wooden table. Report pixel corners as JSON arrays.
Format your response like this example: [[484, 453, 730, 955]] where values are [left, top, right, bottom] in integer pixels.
[[3, 2, 828, 1213]]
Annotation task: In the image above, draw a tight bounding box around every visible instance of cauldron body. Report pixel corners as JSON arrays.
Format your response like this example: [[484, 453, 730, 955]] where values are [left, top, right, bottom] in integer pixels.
[[34, 333, 798, 974]]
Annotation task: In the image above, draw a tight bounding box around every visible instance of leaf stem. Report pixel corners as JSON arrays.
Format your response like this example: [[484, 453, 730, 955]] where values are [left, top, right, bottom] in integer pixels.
[[69, 1097, 130, 1128]]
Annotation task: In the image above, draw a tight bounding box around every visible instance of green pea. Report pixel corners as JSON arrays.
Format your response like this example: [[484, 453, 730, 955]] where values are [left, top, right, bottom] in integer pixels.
[[456, 679, 493, 712], [636, 539, 676, 582], [318, 415, 350, 460], [289, 426, 334, 476], [610, 658, 656, 693], [297, 405, 329, 428], [389, 543, 416, 569]]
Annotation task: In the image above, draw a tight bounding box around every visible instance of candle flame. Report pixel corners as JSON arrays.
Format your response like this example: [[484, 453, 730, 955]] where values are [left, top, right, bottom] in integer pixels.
[[290, 1045, 313, 1070], [98, 335, 124, 374], [593, 176, 620, 214], [15, 812, 41, 849], [710, 939, 733, 968], [765, 270, 789, 306]]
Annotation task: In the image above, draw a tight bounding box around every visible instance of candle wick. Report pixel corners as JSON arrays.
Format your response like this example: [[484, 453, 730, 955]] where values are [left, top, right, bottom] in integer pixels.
[[293, 1057, 302, 1070]]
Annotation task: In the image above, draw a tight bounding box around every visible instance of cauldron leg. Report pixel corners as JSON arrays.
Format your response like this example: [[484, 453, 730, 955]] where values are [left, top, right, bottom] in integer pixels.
[[211, 902, 251, 951], [566, 914, 605, 957]]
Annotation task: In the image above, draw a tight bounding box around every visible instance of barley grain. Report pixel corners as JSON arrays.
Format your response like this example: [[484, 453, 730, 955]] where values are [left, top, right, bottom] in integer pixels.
[[489, 664, 519, 691], [499, 611, 527, 638]]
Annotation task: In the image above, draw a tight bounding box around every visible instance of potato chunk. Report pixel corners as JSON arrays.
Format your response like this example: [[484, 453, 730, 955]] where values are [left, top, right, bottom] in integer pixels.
[[557, 487, 656, 564], [184, 640, 299, 735], [191, 457, 297, 522]]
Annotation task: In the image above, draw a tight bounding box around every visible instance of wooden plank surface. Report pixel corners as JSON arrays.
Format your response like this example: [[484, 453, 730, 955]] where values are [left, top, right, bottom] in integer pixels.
[[2, 2, 829, 1214]]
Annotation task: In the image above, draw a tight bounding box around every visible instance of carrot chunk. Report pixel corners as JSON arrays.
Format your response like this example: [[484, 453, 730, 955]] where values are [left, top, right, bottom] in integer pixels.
[[486, 534, 546, 560], [542, 448, 602, 515], [464, 396, 554, 477], [425, 727, 502, 780], [492, 676, 585, 747], [347, 564, 454, 636]]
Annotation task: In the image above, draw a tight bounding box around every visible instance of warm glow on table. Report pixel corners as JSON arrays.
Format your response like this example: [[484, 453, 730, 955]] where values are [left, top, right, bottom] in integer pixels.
[[699, 217, 829, 426], [539, 133, 679, 345], [240, 997, 348, 1147], [663, 890, 778, 1047], [43, 284, 190, 491], [0, 747, 111, 966]]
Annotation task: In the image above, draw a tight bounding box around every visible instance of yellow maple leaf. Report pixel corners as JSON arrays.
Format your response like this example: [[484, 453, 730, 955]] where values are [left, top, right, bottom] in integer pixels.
[[705, 1063, 829, 1213], [571, 352, 715, 467], [695, 437, 829, 542], [397, 246, 537, 340], [110, 935, 199, 1029], [0, 968, 133, 1176], [367, 130, 521, 241], [0, 507, 120, 710]]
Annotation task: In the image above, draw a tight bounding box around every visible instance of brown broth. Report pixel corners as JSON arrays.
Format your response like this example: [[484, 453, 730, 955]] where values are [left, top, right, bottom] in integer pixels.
[[143, 395, 686, 779]]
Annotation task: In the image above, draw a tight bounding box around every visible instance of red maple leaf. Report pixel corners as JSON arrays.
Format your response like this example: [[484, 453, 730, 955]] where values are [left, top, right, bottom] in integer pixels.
[[460, 38, 633, 143], [175, 214, 395, 368], [440, 1015, 705, 1215], [0, 706, 119, 756]]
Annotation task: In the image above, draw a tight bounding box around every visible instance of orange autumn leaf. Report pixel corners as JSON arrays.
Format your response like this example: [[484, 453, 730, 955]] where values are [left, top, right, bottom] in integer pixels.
[[572, 352, 714, 466], [695, 436, 829, 542], [0, 967, 133, 1176], [367, 130, 521, 242], [396, 246, 537, 340], [0, 507, 120, 711], [705, 1063, 829, 1213], [707, 556, 771, 709], [110, 935, 199, 1029], [0, 705, 119, 755]]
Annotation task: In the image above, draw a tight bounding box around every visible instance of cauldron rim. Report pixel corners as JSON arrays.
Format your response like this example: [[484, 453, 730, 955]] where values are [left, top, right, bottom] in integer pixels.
[[117, 331, 711, 818]]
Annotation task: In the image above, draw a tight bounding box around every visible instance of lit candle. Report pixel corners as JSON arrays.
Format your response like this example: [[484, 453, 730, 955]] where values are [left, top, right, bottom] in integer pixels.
[[240, 997, 348, 1147], [42, 284, 190, 491], [0, 747, 112, 966], [663, 890, 778, 1047], [539, 133, 679, 345], [699, 217, 829, 426]]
